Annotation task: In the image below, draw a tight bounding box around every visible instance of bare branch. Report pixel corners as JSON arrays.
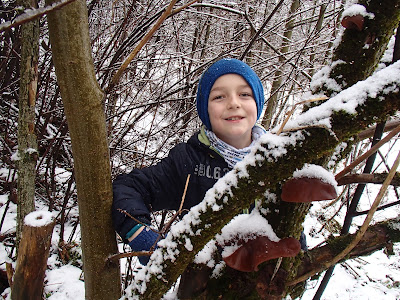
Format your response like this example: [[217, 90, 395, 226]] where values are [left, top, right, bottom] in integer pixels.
[[106, 0, 178, 93], [337, 172, 400, 186]]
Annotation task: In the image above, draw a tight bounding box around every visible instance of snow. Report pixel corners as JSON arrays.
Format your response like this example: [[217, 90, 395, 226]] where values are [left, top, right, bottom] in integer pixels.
[[293, 164, 337, 187], [24, 210, 54, 227], [216, 209, 279, 258], [10, 151, 20, 161], [194, 239, 218, 266], [342, 4, 375, 19], [44, 265, 85, 300], [283, 60, 400, 131], [377, 35, 397, 71], [310, 60, 346, 94], [303, 247, 400, 300]]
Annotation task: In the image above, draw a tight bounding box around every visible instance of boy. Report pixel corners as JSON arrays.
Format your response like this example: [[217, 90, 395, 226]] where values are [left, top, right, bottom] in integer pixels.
[[112, 58, 267, 264]]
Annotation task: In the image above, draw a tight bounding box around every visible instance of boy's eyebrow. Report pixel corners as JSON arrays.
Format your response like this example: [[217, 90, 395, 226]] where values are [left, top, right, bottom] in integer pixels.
[[210, 84, 251, 92]]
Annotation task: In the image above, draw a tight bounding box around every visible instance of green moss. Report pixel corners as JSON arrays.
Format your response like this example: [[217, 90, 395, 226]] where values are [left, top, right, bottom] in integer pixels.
[[325, 234, 354, 256], [204, 271, 259, 299]]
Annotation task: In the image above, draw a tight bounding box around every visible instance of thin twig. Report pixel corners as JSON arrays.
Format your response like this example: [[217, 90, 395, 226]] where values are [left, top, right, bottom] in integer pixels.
[[335, 125, 400, 181], [240, 0, 285, 60], [170, 0, 201, 16], [117, 209, 160, 235], [276, 96, 328, 135], [270, 257, 283, 283], [107, 250, 153, 263], [179, 174, 191, 212], [106, 0, 179, 93], [161, 174, 191, 234]]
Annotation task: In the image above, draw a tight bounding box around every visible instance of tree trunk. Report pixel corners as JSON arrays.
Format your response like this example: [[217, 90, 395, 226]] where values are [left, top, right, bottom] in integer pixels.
[[16, 0, 39, 251], [45, 0, 121, 299], [11, 211, 55, 300]]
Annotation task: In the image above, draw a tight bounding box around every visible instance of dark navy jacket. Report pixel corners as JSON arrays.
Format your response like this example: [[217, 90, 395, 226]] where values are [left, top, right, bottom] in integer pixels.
[[112, 129, 230, 241]]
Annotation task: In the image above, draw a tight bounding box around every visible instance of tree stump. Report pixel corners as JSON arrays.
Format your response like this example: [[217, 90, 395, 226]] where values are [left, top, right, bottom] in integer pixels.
[[11, 211, 55, 300]]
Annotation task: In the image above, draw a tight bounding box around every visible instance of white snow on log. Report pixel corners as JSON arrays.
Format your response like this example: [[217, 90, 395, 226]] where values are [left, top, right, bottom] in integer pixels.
[[24, 210, 54, 227]]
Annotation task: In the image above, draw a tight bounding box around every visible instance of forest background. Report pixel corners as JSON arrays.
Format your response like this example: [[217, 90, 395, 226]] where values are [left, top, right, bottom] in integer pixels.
[[1, 0, 400, 299]]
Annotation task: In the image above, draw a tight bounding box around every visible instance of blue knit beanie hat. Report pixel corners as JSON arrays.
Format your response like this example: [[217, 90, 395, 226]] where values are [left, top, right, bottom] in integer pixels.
[[196, 58, 264, 130]]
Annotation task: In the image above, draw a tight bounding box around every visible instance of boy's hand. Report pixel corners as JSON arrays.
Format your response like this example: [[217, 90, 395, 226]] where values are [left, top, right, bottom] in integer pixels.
[[128, 226, 160, 265]]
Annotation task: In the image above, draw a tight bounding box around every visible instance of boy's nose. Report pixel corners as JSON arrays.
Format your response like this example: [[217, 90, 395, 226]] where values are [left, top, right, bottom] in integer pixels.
[[227, 95, 241, 108]]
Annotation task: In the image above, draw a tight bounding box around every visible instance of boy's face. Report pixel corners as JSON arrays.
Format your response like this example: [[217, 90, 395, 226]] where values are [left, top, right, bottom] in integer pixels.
[[208, 74, 257, 149]]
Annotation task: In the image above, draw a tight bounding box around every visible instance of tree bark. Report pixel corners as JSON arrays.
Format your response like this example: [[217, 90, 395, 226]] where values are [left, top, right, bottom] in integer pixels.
[[357, 119, 400, 140], [45, 0, 121, 299], [16, 0, 39, 251], [11, 211, 55, 300]]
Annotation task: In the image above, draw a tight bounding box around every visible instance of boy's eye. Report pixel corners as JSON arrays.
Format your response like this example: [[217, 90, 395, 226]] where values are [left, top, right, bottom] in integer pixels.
[[212, 95, 224, 101], [240, 92, 253, 97]]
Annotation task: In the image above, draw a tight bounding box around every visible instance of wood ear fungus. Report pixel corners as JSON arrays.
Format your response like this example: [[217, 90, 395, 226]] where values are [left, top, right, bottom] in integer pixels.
[[223, 236, 301, 272], [281, 177, 337, 203], [341, 15, 364, 31]]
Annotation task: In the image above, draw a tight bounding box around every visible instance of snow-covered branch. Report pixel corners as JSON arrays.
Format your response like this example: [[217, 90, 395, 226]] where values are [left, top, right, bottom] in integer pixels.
[[0, 0, 76, 33], [282, 60, 400, 133]]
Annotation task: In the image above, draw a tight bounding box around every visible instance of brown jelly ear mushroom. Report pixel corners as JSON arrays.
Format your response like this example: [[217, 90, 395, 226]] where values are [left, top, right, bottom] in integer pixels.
[[341, 15, 364, 31], [223, 236, 301, 272], [281, 177, 337, 203]]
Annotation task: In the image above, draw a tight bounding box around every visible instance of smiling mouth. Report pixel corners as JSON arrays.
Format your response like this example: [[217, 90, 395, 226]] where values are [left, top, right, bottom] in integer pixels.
[[226, 116, 243, 121]]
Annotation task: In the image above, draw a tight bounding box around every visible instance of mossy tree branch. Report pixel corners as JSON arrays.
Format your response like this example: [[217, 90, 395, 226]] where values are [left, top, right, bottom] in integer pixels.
[[311, 0, 400, 96], [337, 172, 400, 186]]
